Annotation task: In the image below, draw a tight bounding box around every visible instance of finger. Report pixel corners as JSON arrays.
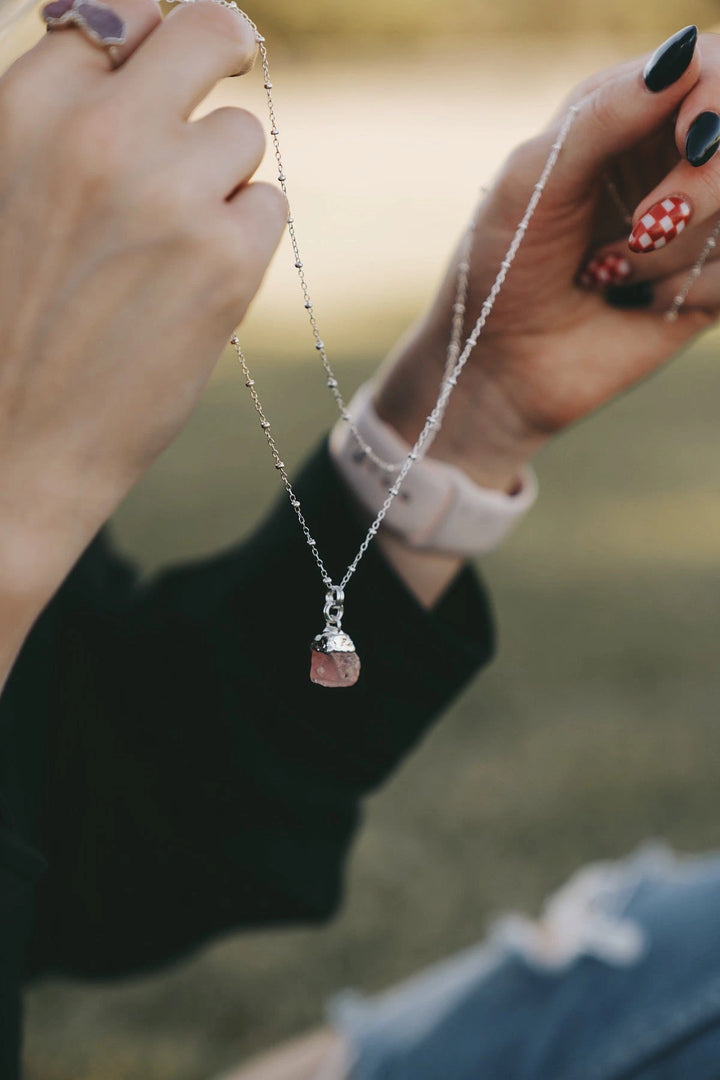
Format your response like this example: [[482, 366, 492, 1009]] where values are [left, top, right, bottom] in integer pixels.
[[649, 256, 720, 319], [22, 0, 161, 82], [553, 25, 699, 122], [223, 181, 287, 315], [676, 33, 720, 166], [186, 106, 266, 200], [544, 26, 700, 204], [580, 211, 720, 288], [627, 35, 720, 254], [117, 0, 259, 120], [552, 56, 643, 121]]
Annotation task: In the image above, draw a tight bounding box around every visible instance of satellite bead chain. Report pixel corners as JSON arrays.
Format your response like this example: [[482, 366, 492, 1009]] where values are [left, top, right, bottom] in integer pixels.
[[166, 0, 580, 687]]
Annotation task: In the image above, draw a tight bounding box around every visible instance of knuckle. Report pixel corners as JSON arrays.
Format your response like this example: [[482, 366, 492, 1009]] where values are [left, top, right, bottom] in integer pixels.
[[695, 164, 720, 210], [172, 0, 256, 63], [504, 134, 543, 172], [567, 57, 635, 111], [242, 181, 289, 233], [574, 72, 601, 100], [586, 84, 623, 140], [242, 110, 267, 160], [124, 0, 163, 27], [63, 100, 126, 180], [497, 136, 544, 202], [209, 186, 287, 295], [211, 106, 266, 160], [565, 71, 605, 110]]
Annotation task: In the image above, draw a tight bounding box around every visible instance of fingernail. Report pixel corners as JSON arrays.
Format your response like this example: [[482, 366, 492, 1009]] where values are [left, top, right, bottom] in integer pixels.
[[686, 111, 720, 167], [605, 281, 654, 309], [628, 196, 692, 254], [579, 252, 632, 289], [643, 25, 698, 93]]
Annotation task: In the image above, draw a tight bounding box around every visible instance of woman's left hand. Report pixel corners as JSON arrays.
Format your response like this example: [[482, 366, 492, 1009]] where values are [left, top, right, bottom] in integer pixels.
[[375, 26, 720, 493]]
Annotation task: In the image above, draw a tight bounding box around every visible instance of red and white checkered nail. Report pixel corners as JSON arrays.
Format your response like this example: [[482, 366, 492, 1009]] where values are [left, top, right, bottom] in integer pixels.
[[628, 196, 692, 254], [579, 252, 632, 289]]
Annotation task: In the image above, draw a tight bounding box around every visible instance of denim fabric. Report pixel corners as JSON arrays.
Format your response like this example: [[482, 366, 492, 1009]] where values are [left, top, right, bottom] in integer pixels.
[[329, 845, 720, 1080]]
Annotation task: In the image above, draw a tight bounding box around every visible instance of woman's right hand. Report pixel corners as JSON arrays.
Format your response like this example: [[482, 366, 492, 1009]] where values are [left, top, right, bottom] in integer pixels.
[[0, 0, 286, 604]]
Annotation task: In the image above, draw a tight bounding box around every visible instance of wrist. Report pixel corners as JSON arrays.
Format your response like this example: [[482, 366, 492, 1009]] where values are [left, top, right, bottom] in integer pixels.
[[330, 380, 538, 559], [0, 521, 66, 695], [373, 321, 546, 492], [0, 460, 111, 605]]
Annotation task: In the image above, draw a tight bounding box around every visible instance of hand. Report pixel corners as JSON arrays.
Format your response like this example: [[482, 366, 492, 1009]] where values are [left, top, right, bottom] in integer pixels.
[[375, 27, 720, 493], [0, 0, 285, 605]]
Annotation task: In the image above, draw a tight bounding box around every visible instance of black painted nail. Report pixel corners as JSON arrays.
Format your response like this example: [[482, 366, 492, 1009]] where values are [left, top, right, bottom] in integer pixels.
[[643, 26, 698, 93], [686, 111, 720, 167], [605, 281, 654, 310]]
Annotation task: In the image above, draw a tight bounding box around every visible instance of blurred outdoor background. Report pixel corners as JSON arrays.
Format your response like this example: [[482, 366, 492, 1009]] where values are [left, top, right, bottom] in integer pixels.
[[2, 0, 720, 1076]]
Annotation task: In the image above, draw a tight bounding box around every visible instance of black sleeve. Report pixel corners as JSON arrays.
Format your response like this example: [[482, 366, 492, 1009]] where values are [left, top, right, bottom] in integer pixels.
[[28, 439, 495, 979]]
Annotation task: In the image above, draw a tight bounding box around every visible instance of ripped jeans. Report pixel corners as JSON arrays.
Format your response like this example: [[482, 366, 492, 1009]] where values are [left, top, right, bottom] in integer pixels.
[[328, 845, 720, 1080]]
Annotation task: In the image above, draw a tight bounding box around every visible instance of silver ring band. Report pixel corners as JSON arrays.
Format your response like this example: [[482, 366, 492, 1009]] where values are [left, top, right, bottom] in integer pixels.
[[41, 0, 128, 69]]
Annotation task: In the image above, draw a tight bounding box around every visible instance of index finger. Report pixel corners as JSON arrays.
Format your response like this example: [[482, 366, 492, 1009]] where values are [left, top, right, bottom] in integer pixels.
[[115, 0, 259, 119], [495, 26, 701, 238], [5, 0, 161, 95]]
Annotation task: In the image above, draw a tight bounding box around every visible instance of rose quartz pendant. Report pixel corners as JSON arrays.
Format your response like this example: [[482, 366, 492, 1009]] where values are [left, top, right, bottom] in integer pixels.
[[310, 587, 361, 688], [311, 630, 361, 688]]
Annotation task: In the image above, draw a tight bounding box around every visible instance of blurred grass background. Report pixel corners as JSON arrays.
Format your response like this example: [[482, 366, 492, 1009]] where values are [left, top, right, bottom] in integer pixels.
[[257, 0, 720, 44], [2, 0, 720, 1076]]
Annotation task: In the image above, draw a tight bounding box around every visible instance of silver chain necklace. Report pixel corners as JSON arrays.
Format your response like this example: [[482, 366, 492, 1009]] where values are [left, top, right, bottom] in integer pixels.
[[172, 1, 713, 688], [215, 3, 580, 687]]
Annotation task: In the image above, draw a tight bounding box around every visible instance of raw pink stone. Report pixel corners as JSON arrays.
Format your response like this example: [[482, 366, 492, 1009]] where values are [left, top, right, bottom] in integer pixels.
[[310, 648, 361, 688]]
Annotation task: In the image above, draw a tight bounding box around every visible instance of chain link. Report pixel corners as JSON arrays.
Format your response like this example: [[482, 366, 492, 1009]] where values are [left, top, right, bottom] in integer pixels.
[[165, 0, 720, 627], [233, 346, 335, 588], [175, 0, 476, 475], [225, 48, 579, 598], [166, 0, 579, 609]]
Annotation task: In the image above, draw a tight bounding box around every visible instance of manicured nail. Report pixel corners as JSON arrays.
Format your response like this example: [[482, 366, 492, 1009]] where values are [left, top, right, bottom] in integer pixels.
[[686, 111, 720, 168], [628, 196, 692, 254], [579, 252, 632, 289], [643, 26, 698, 93], [605, 281, 654, 310]]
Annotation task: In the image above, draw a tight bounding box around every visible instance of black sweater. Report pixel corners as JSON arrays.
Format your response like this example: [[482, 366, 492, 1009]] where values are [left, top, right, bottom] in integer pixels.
[[0, 440, 495, 1079]]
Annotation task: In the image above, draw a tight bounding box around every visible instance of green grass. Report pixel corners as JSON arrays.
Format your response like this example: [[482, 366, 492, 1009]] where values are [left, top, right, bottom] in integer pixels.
[[23, 321, 720, 1079]]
